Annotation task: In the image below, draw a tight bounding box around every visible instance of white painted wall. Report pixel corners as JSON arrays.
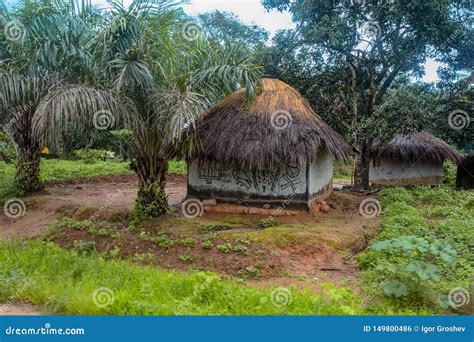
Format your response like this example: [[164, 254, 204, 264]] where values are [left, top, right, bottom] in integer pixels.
[[188, 160, 307, 198], [308, 148, 333, 196], [369, 158, 443, 184]]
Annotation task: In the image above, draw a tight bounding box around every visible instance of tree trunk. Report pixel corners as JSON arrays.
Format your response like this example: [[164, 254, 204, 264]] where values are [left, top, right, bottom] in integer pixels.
[[134, 158, 169, 217], [13, 124, 43, 194], [353, 139, 372, 191]]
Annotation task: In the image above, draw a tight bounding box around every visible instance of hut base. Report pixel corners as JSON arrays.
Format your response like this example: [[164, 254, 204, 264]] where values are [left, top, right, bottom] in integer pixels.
[[370, 175, 442, 186], [187, 187, 333, 214]]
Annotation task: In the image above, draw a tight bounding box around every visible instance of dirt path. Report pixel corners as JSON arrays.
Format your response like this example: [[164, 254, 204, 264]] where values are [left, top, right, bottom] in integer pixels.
[[1, 175, 353, 239], [0, 174, 187, 239], [0, 302, 44, 316]]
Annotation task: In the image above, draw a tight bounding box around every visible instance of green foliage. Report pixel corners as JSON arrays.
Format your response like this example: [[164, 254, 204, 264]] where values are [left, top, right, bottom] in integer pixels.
[[358, 186, 473, 312], [371, 236, 456, 291], [334, 157, 353, 179], [168, 160, 187, 175], [178, 255, 194, 263], [198, 10, 269, 48], [442, 162, 457, 185], [73, 149, 115, 163], [233, 245, 249, 255], [133, 188, 168, 219], [179, 237, 197, 248], [39, 159, 132, 181], [0, 240, 363, 315], [0, 139, 16, 164], [257, 218, 281, 229], [201, 240, 214, 250], [73, 240, 96, 254], [216, 243, 232, 254]]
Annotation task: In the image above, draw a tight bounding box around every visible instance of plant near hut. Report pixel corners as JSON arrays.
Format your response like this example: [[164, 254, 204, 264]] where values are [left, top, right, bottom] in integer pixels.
[[370, 236, 457, 298]]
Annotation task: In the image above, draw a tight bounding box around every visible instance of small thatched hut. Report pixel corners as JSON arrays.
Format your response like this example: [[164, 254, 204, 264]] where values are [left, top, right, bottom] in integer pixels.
[[370, 131, 462, 185], [186, 77, 351, 210]]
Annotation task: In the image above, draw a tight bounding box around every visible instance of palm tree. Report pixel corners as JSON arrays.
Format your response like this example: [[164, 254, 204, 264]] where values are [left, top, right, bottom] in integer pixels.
[[0, 0, 107, 193], [82, 0, 262, 215]]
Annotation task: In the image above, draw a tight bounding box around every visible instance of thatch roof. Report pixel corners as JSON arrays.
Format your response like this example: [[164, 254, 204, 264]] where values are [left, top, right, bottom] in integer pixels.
[[188, 78, 351, 169], [372, 131, 462, 164]]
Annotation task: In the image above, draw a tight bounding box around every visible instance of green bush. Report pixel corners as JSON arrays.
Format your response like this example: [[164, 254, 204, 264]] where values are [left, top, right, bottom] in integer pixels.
[[358, 186, 473, 313], [73, 149, 115, 163]]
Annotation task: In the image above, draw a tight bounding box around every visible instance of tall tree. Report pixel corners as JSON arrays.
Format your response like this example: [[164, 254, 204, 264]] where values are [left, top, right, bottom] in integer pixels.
[[263, 0, 473, 189], [198, 10, 269, 48]]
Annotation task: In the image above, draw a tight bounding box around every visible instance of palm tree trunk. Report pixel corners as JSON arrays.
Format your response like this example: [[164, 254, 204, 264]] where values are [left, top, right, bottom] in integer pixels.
[[134, 158, 169, 217], [14, 136, 43, 193]]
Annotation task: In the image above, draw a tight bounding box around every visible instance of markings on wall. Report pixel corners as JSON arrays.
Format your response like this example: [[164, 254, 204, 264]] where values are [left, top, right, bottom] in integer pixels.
[[232, 164, 301, 195], [198, 164, 222, 184]]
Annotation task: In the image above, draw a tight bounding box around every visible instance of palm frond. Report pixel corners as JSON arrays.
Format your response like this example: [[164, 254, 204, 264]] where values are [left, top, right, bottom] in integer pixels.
[[33, 84, 129, 149]]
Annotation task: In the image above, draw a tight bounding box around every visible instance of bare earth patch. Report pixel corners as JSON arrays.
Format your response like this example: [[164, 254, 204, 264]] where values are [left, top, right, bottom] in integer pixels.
[[0, 302, 44, 316], [0, 174, 186, 239]]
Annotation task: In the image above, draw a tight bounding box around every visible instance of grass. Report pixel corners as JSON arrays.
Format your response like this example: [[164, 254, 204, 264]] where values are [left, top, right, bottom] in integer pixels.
[[0, 240, 362, 315], [168, 160, 186, 175], [357, 185, 473, 314], [334, 157, 353, 180]]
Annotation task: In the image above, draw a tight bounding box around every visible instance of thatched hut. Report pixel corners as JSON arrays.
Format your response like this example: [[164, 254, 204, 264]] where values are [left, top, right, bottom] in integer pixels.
[[186, 77, 351, 210], [370, 131, 462, 185]]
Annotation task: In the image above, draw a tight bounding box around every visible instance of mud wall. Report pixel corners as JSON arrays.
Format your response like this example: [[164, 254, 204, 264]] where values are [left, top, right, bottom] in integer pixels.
[[187, 159, 307, 201], [369, 158, 443, 185], [308, 148, 333, 199]]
